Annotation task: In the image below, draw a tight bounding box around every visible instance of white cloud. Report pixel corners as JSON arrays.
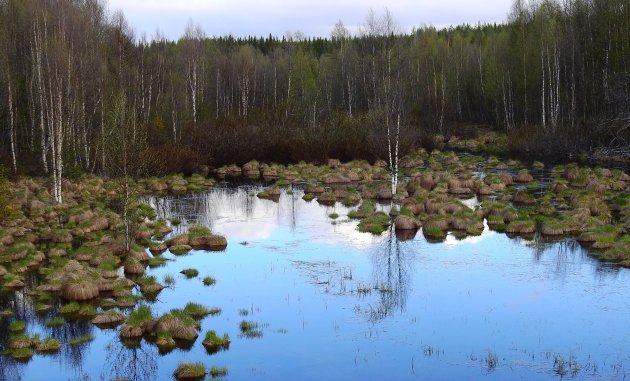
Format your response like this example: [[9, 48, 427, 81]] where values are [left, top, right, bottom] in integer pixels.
[[105, 0, 514, 40]]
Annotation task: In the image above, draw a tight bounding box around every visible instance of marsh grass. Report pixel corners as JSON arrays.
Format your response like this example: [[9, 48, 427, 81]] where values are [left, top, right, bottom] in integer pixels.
[[357, 212, 390, 235], [180, 268, 199, 278], [126, 305, 153, 327], [239, 320, 263, 338], [209, 366, 228, 377], [8, 320, 26, 332], [163, 274, 176, 286], [203, 330, 230, 353], [173, 362, 206, 381], [553, 354, 580, 377], [188, 225, 212, 239], [148, 256, 167, 268], [202, 276, 216, 286], [78, 304, 97, 318], [183, 303, 220, 319], [7, 347, 33, 361], [59, 302, 81, 314], [36, 337, 62, 353], [68, 334, 94, 346], [485, 350, 498, 370]]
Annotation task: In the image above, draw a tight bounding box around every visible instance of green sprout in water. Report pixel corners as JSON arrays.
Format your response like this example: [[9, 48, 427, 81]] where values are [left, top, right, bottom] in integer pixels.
[[180, 268, 199, 278]]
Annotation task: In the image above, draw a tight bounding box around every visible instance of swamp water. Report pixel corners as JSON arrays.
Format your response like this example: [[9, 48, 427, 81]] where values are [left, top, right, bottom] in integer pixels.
[[2, 184, 630, 381]]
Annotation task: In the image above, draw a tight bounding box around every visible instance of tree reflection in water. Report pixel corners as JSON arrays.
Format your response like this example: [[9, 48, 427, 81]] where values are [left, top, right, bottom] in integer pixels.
[[57, 320, 93, 374], [103, 339, 158, 381], [0, 355, 23, 381], [368, 225, 416, 322], [523, 233, 624, 281]]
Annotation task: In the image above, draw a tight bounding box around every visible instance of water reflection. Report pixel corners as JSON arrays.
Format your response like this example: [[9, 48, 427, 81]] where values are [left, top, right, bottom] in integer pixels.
[[368, 226, 415, 322], [0, 184, 620, 381], [103, 340, 158, 381], [0, 355, 23, 381]]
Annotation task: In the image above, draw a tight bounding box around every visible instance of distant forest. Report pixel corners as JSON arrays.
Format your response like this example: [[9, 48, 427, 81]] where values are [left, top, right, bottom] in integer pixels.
[[0, 0, 628, 176]]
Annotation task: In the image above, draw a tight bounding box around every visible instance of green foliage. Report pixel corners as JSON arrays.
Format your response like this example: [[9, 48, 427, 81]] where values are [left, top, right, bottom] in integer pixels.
[[174, 362, 206, 380], [182, 303, 220, 319], [210, 366, 229, 377], [0, 166, 13, 221], [163, 274, 176, 286], [357, 212, 390, 235], [59, 302, 81, 314], [8, 320, 25, 332], [239, 320, 263, 338], [188, 225, 212, 238], [204, 330, 230, 348], [126, 305, 153, 327], [180, 268, 199, 278]]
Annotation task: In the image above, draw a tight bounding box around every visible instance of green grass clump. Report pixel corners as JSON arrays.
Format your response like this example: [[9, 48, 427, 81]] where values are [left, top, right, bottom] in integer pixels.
[[163, 274, 176, 286], [78, 304, 97, 318], [37, 337, 62, 353], [8, 347, 33, 360], [68, 334, 94, 346], [180, 268, 199, 278], [239, 320, 263, 338], [348, 200, 376, 219], [183, 303, 220, 319], [45, 317, 65, 327], [59, 302, 81, 314], [148, 256, 167, 268], [203, 330, 230, 349], [275, 179, 289, 188], [188, 225, 212, 238], [137, 204, 157, 220], [423, 226, 446, 239], [98, 260, 118, 272], [210, 366, 229, 377], [137, 275, 157, 285], [8, 320, 26, 332], [202, 276, 216, 286], [328, 213, 339, 219], [357, 212, 390, 235], [174, 362, 206, 381], [126, 305, 153, 327]]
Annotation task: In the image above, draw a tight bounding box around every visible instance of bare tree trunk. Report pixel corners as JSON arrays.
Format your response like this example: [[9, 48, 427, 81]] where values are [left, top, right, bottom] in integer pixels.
[[53, 69, 64, 204], [541, 44, 546, 128], [216, 67, 220, 119], [33, 17, 48, 173], [7, 73, 17, 174]]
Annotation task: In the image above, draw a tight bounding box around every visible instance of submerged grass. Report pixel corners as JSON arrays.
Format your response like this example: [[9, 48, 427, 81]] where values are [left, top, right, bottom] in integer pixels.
[[183, 303, 221, 319], [68, 335, 94, 346], [180, 268, 199, 278], [209, 366, 228, 377], [239, 320, 263, 338]]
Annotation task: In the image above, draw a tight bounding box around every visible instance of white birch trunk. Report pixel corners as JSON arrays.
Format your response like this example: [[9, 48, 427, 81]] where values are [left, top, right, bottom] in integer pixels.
[[7, 74, 17, 173]]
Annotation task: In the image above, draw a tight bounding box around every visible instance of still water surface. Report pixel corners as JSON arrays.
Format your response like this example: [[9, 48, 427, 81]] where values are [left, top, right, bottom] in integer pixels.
[[4, 184, 630, 381]]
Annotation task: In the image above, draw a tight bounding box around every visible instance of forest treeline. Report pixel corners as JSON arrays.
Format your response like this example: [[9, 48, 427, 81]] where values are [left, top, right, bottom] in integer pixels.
[[0, 0, 628, 179]]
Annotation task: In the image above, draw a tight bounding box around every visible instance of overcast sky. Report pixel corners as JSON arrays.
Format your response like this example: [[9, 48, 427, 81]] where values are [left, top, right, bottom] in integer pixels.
[[107, 0, 515, 41]]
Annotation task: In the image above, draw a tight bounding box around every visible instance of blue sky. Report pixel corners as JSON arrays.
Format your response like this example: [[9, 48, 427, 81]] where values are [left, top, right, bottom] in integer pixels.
[[107, 0, 515, 41]]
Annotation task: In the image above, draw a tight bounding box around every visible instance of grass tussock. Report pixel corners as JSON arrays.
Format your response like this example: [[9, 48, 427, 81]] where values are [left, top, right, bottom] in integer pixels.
[[173, 362, 206, 381]]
